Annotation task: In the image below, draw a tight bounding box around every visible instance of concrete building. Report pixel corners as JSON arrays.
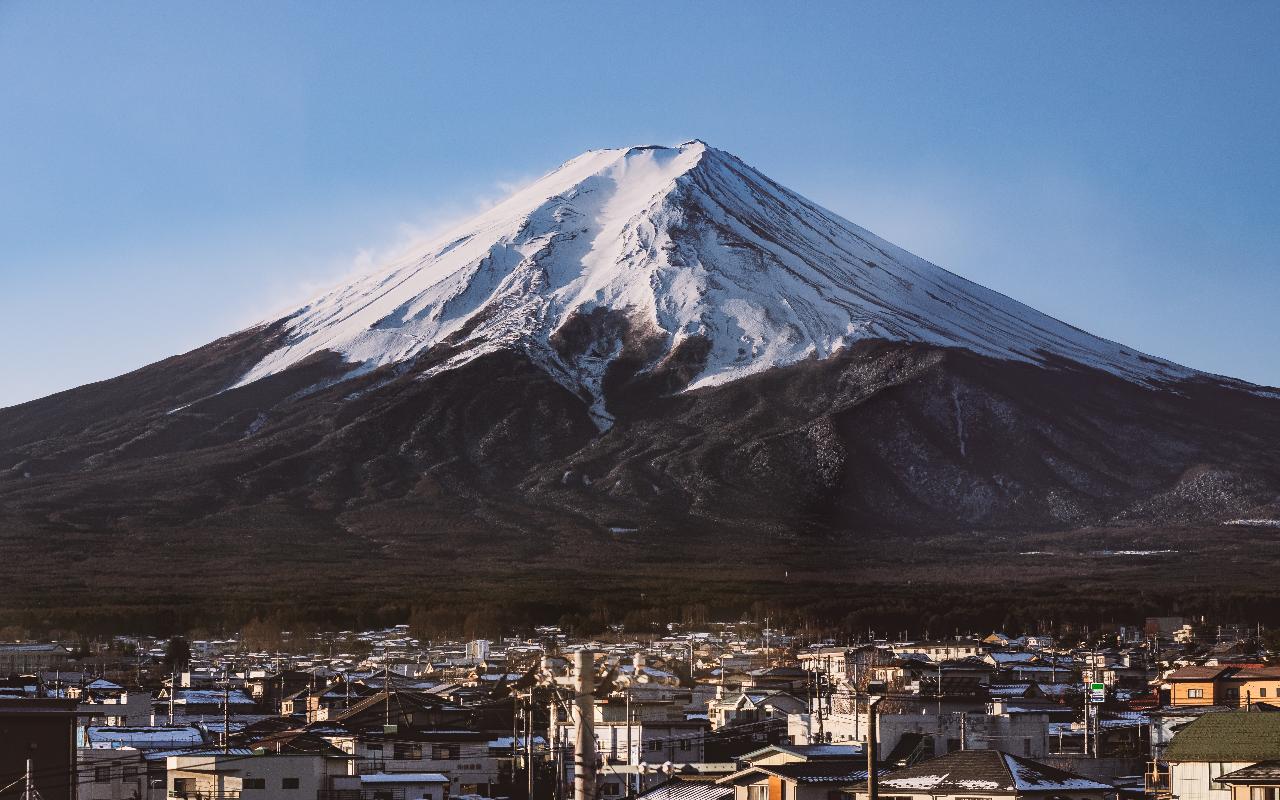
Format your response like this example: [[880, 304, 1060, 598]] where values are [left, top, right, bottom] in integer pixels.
[[0, 643, 72, 674], [0, 698, 84, 800]]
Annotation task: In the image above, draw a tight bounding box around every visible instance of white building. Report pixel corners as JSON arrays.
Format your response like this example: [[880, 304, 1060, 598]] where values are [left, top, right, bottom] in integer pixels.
[[359, 773, 450, 800]]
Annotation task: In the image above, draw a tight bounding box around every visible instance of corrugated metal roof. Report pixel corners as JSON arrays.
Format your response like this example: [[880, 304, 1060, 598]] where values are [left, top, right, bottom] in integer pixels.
[[638, 779, 733, 800]]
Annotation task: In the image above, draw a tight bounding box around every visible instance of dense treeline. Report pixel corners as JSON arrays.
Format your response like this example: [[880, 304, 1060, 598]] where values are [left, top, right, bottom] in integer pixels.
[[5, 578, 1280, 641]]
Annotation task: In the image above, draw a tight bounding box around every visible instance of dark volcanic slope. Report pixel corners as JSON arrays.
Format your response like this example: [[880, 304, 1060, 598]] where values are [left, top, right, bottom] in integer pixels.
[[2, 330, 1279, 630], [4, 141, 1280, 631]]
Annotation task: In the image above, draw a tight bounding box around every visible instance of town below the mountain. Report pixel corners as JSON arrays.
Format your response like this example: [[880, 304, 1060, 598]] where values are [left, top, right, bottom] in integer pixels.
[[2, 617, 1279, 800]]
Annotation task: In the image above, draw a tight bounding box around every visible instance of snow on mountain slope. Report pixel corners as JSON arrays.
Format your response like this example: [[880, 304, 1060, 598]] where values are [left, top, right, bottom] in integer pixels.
[[238, 140, 1204, 423]]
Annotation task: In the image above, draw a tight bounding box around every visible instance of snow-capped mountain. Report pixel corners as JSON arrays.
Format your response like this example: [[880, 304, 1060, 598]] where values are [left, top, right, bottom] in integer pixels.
[[239, 141, 1203, 424], [3, 141, 1279, 623]]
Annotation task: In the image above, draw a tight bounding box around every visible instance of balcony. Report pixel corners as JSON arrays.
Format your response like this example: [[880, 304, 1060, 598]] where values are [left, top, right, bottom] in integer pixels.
[[170, 792, 241, 800], [1145, 763, 1171, 797]]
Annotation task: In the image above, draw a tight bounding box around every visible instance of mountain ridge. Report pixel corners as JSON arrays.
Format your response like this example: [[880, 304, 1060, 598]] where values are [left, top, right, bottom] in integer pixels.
[[231, 140, 1255, 428]]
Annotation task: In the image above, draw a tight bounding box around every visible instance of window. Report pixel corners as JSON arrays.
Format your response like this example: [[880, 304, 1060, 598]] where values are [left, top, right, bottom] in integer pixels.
[[173, 779, 194, 795], [244, 779, 266, 790], [1262, 688, 1269, 698], [95, 766, 112, 783], [747, 786, 770, 800], [648, 741, 662, 752], [680, 738, 691, 751], [122, 767, 139, 781], [602, 784, 622, 797], [1249, 789, 1279, 800], [395, 744, 423, 760], [432, 745, 459, 760], [367, 743, 384, 752], [282, 778, 300, 790], [1187, 688, 1204, 699]]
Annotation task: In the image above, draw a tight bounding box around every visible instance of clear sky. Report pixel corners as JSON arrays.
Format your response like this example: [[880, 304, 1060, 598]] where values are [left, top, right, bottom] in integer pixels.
[[2, 2, 1278, 408]]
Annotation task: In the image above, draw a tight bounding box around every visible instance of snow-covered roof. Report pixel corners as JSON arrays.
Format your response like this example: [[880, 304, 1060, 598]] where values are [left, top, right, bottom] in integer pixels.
[[880, 750, 1112, 793]]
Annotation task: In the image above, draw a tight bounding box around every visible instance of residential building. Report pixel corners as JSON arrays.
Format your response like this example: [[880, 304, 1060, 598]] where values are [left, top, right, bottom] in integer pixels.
[[892, 640, 984, 662], [80, 748, 156, 800], [72, 679, 153, 726], [167, 733, 357, 800], [1159, 711, 1280, 800], [1216, 761, 1280, 800], [0, 643, 72, 674], [719, 744, 871, 800], [358, 773, 450, 800], [0, 698, 84, 800], [708, 691, 806, 730]]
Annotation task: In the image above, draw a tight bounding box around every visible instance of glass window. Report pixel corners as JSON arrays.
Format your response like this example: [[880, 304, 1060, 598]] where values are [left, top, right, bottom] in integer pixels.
[[244, 779, 266, 790], [282, 778, 300, 790], [1188, 688, 1204, 698], [747, 786, 770, 800], [95, 766, 112, 783]]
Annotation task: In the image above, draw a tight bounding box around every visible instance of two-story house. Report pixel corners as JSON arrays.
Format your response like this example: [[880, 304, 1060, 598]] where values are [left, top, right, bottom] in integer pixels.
[[1160, 711, 1280, 800]]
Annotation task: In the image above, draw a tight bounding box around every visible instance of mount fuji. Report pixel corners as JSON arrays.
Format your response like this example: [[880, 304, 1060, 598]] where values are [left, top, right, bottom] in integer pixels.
[[3, 141, 1279, 626], [236, 141, 1219, 424]]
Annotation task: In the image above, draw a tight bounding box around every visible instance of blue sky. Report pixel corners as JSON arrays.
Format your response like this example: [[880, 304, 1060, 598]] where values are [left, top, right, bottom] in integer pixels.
[[2, 2, 1278, 407]]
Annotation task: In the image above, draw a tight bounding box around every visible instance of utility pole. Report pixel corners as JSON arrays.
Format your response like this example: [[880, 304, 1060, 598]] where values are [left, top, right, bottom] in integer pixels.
[[23, 758, 31, 800], [1082, 699, 1089, 758], [548, 682, 561, 800], [168, 669, 176, 725], [626, 683, 634, 790], [526, 691, 535, 800], [937, 661, 942, 717], [816, 668, 825, 743], [223, 671, 230, 753], [866, 695, 883, 800], [573, 651, 596, 800]]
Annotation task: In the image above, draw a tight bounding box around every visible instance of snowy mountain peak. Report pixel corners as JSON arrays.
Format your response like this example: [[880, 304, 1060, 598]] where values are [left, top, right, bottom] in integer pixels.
[[239, 140, 1203, 424]]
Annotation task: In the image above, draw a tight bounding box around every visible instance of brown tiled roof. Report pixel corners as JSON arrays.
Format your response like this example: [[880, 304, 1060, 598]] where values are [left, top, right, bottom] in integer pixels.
[[1166, 666, 1231, 681], [1218, 760, 1280, 784]]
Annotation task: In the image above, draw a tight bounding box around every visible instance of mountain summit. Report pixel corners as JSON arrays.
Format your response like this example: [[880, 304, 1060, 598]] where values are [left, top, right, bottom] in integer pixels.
[[2, 141, 1279, 627], [239, 141, 1205, 425]]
